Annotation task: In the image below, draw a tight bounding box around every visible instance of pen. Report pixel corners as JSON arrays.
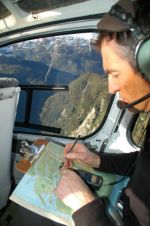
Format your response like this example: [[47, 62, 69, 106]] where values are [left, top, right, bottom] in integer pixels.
[[59, 135, 80, 169]]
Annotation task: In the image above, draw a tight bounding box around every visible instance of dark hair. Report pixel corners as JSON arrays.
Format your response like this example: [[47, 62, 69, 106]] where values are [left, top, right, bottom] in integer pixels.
[[96, 31, 139, 71], [96, 0, 150, 72]]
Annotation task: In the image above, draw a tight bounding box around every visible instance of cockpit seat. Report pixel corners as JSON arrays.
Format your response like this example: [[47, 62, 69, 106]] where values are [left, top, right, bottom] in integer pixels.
[[107, 176, 129, 226], [0, 77, 20, 209]]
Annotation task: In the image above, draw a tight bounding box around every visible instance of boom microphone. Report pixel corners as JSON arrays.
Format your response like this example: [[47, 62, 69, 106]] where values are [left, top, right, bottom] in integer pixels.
[[117, 92, 150, 110]]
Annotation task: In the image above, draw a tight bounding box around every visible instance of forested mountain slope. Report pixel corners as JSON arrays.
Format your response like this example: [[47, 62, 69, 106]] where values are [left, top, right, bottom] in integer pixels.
[[40, 73, 109, 136]]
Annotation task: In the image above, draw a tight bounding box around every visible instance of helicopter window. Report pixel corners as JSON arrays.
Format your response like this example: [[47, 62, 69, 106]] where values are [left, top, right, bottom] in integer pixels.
[[0, 32, 111, 137], [131, 112, 149, 147]]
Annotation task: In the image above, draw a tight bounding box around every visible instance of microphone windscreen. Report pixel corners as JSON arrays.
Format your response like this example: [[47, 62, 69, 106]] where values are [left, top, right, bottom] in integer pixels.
[[117, 100, 127, 110]]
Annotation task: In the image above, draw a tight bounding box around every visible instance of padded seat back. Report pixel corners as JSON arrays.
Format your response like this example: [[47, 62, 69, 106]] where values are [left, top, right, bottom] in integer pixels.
[[107, 176, 129, 226], [0, 78, 20, 209]]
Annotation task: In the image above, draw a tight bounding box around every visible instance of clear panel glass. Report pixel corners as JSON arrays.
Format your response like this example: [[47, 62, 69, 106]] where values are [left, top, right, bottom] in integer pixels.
[[0, 33, 104, 86], [0, 32, 110, 137], [131, 112, 149, 147], [38, 76, 109, 136], [16, 91, 27, 122]]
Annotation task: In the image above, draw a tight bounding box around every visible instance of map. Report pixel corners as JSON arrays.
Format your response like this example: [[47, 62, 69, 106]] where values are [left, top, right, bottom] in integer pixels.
[[10, 142, 74, 226], [10, 141, 115, 226]]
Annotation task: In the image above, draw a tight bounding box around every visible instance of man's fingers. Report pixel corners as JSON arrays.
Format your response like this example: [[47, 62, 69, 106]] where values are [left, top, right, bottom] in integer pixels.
[[59, 168, 77, 177], [59, 168, 68, 175], [66, 152, 85, 161], [64, 144, 73, 156], [63, 159, 73, 168]]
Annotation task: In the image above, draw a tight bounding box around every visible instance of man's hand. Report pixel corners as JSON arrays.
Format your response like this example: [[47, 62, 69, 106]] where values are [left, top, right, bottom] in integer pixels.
[[64, 143, 100, 168], [54, 169, 96, 212]]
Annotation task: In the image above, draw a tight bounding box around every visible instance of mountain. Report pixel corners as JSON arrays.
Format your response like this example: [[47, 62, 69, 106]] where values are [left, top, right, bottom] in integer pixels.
[[0, 34, 104, 86], [40, 73, 110, 136], [0, 34, 107, 135]]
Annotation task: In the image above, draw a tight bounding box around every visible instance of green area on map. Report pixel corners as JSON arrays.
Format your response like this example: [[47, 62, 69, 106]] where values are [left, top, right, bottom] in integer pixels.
[[10, 141, 115, 226]]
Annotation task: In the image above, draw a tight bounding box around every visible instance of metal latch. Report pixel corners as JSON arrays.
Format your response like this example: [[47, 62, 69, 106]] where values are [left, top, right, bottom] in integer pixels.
[[16, 139, 48, 173]]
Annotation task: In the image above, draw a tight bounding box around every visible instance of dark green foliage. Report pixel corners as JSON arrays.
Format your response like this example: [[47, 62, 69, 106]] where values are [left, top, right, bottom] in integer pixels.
[[132, 113, 149, 146], [40, 73, 110, 136]]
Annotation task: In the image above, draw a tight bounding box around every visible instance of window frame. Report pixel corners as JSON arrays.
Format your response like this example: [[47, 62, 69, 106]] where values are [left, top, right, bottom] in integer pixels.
[[128, 113, 150, 148], [0, 30, 113, 138]]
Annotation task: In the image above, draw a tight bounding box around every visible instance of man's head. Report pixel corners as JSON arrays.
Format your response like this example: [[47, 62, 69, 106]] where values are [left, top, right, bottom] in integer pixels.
[[96, 0, 150, 112]]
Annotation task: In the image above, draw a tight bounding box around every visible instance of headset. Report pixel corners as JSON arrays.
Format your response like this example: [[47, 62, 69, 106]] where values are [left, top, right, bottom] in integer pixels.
[[110, 4, 150, 82], [109, 4, 150, 110], [117, 92, 150, 110]]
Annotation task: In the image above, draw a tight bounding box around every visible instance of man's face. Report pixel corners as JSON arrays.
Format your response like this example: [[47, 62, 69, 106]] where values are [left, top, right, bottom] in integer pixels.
[[101, 38, 150, 112]]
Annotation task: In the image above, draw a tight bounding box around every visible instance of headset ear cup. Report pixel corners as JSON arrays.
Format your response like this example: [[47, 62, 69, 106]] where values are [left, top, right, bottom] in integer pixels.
[[136, 37, 150, 81]]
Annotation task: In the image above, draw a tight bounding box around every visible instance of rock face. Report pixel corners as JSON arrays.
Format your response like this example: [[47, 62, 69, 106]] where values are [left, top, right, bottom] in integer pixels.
[[0, 34, 107, 135], [40, 73, 109, 136]]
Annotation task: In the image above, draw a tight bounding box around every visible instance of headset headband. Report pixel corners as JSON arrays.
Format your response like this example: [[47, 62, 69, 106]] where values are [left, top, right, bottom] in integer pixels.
[[109, 3, 150, 81], [109, 4, 144, 40]]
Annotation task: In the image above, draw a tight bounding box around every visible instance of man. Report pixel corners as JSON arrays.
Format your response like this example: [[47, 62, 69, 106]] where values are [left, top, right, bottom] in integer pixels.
[[54, 0, 150, 225]]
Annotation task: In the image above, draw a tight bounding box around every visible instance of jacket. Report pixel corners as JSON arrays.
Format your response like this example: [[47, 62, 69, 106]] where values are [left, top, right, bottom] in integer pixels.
[[73, 123, 150, 226]]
